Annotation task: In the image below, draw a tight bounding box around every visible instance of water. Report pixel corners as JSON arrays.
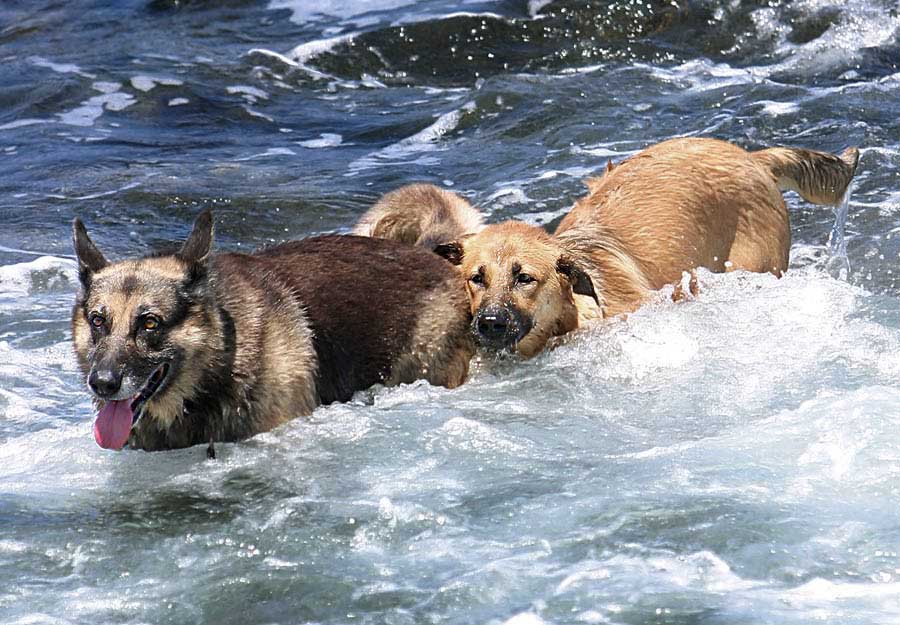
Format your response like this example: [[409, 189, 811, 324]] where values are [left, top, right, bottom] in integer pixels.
[[2, 1, 900, 623]]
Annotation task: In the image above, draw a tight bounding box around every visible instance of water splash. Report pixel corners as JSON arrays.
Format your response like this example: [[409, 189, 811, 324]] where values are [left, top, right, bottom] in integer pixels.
[[826, 181, 854, 281]]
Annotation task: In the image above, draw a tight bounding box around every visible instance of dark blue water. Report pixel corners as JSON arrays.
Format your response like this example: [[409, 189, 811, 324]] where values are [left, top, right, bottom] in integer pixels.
[[2, 1, 900, 624]]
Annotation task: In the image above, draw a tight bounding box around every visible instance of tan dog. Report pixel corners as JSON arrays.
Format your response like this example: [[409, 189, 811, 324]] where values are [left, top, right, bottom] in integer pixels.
[[435, 137, 859, 358], [353, 183, 483, 249]]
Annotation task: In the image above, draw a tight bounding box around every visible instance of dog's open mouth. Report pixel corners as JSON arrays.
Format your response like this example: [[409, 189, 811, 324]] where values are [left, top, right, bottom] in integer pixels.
[[93, 363, 169, 450]]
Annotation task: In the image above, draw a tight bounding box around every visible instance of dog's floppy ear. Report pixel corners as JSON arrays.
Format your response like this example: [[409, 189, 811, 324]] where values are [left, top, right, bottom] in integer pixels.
[[178, 209, 214, 265], [433, 240, 465, 266], [72, 218, 108, 286], [557, 255, 600, 306]]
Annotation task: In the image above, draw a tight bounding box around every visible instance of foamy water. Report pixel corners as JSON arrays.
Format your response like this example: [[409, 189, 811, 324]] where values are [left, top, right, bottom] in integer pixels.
[[2, 0, 899, 623]]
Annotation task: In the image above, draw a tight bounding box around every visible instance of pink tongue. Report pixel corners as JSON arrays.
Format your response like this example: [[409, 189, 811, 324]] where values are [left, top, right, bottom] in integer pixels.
[[93, 400, 134, 450]]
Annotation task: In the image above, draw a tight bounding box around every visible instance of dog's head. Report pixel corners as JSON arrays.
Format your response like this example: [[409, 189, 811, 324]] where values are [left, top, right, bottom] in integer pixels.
[[71, 210, 218, 450], [435, 221, 598, 359]]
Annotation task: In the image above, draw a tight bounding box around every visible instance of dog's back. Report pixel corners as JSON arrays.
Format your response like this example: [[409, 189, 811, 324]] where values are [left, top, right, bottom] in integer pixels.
[[254, 235, 473, 402], [557, 137, 859, 292]]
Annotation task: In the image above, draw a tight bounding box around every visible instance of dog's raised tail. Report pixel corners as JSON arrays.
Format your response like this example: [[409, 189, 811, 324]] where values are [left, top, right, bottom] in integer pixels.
[[353, 183, 484, 250], [752, 145, 860, 205]]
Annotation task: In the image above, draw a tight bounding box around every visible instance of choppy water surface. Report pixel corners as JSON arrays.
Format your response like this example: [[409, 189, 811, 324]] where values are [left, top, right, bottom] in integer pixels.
[[2, 1, 900, 623]]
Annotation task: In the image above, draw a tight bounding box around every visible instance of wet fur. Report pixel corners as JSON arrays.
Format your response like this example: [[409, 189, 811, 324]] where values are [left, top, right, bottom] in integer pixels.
[[72, 214, 474, 451], [439, 137, 860, 357], [353, 183, 484, 250]]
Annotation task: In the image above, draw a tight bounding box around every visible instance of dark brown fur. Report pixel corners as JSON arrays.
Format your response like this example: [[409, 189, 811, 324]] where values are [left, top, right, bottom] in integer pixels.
[[72, 212, 474, 451]]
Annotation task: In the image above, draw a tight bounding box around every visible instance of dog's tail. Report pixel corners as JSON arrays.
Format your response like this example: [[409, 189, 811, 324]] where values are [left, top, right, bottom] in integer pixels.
[[751, 146, 860, 205], [353, 183, 484, 250]]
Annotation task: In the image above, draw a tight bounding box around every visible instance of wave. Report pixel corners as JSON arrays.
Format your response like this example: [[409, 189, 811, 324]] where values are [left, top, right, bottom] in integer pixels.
[[265, 0, 897, 88], [0, 256, 77, 296]]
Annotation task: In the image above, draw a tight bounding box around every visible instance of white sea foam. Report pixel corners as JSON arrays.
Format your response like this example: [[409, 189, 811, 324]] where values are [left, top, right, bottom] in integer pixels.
[[765, 0, 900, 76], [45, 180, 143, 201], [348, 102, 475, 172], [233, 147, 296, 161], [0, 256, 77, 296], [28, 56, 95, 79], [268, 0, 417, 24], [757, 100, 801, 116], [58, 82, 135, 127], [286, 33, 356, 66], [269, 0, 505, 27], [0, 118, 48, 131], [129, 75, 183, 92], [226, 85, 269, 101], [527, 1, 554, 17], [297, 133, 342, 148]]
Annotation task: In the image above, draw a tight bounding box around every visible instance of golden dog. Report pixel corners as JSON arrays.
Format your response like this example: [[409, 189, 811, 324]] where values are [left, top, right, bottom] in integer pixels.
[[433, 137, 859, 358]]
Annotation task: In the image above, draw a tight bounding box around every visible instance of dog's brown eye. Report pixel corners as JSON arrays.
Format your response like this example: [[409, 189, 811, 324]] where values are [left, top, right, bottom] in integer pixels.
[[470, 273, 485, 286], [143, 315, 161, 331], [516, 273, 535, 285], [89, 313, 105, 328]]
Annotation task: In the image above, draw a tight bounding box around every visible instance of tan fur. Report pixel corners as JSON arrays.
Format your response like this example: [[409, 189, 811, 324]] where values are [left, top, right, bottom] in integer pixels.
[[73, 214, 476, 451], [387, 276, 474, 387], [75, 256, 319, 450], [445, 137, 859, 358], [751, 146, 859, 205], [353, 183, 484, 249], [452, 222, 583, 359]]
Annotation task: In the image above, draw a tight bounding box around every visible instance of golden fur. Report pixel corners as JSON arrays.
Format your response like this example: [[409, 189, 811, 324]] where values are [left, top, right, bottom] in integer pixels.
[[438, 137, 860, 357], [353, 183, 484, 249]]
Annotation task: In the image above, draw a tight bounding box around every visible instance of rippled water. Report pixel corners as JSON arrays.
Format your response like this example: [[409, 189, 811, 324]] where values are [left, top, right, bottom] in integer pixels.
[[2, 1, 900, 623]]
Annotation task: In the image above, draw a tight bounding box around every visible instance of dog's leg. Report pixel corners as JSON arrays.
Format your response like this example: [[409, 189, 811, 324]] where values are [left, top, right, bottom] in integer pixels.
[[671, 270, 700, 303], [206, 437, 216, 460]]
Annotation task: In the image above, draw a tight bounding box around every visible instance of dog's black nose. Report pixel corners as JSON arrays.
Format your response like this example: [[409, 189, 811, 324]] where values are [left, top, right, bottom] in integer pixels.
[[89, 368, 122, 398], [475, 308, 513, 343]]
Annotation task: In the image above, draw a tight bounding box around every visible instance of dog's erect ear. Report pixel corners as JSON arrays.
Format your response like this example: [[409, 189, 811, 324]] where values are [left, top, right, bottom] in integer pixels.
[[178, 209, 214, 265], [433, 240, 465, 266], [557, 255, 600, 306], [72, 218, 108, 285]]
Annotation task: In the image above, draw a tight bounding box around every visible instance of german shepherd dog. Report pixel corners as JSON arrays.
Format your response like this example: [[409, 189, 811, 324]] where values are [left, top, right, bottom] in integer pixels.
[[362, 138, 860, 359], [72, 210, 474, 452]]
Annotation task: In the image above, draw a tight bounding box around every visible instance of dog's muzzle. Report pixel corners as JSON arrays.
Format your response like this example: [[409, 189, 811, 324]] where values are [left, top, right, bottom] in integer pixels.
[[91, 362, 171, 451], [472, 306, 533, 352]]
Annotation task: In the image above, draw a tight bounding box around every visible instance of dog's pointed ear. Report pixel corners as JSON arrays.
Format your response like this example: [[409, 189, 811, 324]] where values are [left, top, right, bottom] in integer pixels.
[[72, 218, 108, 285], [433, 240, 465, 266], [557, 255, 600, 306], [178, 209, 214, 265]]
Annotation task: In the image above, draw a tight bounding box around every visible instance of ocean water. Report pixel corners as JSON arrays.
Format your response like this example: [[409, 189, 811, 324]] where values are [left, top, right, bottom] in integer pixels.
[[2, 1, 900, 623]]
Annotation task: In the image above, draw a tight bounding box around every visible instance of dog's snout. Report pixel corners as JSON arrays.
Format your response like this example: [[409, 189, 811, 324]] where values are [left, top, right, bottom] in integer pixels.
[[89, 368, 122, 398], [476, 309, 512, 342], [473, 304, 535, 352]]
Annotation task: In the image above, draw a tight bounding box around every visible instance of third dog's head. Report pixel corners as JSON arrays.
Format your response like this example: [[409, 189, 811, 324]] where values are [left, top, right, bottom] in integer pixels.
[[435, 221, 598, 359]]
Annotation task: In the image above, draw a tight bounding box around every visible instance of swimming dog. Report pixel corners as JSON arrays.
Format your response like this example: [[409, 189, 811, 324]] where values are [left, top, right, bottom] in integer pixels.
[[72, 210, 474, 452], [433, 137, 860, 358]]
